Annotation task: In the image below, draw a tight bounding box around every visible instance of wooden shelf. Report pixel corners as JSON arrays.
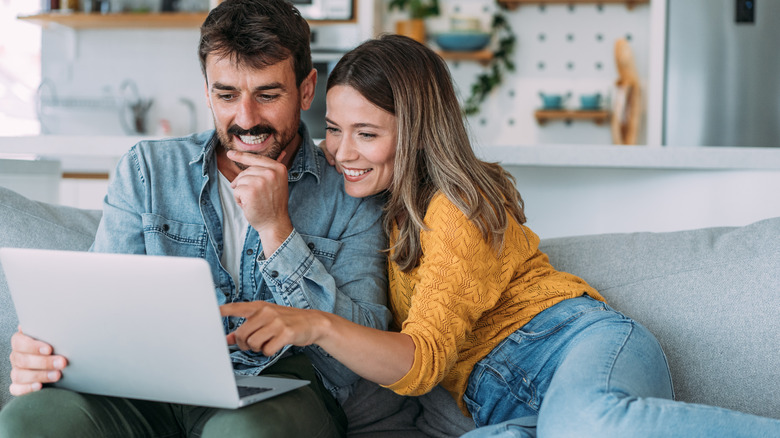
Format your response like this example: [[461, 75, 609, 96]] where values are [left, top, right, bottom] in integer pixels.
[[498, 0, 649, 11], [535, 109, 610, 125], [18, 11, 356, 29], [18, 12, 208, 28], [437, 49, 493, 66]]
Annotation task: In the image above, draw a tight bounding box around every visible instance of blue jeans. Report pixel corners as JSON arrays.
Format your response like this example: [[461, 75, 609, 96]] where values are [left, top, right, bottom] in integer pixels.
[[462, 296, 780, 438]]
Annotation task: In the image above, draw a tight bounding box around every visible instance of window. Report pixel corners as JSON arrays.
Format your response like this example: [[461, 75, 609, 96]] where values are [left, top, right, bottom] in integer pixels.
[[0, 0, 41, 135]]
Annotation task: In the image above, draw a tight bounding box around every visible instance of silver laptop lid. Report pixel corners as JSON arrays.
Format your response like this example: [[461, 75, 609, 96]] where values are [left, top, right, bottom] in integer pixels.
[[1, 248, 243, 407]]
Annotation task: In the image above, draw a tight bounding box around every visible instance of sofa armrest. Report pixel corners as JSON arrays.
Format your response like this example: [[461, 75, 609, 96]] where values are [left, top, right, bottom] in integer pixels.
[[540, 217, 780, 420]]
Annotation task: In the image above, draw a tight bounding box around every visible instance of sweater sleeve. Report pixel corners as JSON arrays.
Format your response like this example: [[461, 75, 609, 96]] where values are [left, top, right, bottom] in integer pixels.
[[384, 195, 516, 395]]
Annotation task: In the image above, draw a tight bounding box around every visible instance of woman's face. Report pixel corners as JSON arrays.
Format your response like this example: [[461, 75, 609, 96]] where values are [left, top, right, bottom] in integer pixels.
[[325, 85, 397, 198]]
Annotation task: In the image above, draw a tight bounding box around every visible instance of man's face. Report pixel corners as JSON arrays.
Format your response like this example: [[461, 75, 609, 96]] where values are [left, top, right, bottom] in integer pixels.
[[205, 56, 316, 178]]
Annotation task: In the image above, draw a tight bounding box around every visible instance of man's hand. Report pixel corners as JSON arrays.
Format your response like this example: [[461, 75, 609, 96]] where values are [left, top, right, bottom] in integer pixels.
[[8, 328, 67, 396], [228, 150, 294, 256], [318, 140, 342, 174], [221, 302, 325, 357]]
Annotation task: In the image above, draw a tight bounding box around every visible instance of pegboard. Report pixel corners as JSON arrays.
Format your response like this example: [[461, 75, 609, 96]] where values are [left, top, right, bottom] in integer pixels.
[[390, 0, 651, 146]]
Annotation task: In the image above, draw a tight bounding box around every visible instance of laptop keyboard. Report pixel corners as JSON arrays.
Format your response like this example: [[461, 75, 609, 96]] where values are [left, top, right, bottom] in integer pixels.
[[237, 386, 273, 398]]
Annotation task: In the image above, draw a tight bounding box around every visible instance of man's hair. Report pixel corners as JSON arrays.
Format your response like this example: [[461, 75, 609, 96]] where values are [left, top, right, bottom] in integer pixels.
[[327, 34, 526, 272], [198, 0, 313, 86]]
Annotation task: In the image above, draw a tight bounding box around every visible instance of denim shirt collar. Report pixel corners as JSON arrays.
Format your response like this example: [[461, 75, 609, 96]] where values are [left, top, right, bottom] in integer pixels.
[[189, 122, 321, 183]]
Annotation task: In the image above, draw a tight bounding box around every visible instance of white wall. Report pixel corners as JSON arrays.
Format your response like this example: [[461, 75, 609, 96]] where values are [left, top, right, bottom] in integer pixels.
[[508, 165, 780, 238], [39, 27, 208, 137]]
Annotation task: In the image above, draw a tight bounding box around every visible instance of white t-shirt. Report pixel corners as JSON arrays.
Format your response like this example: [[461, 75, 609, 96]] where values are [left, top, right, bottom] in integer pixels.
[[217, 171, 250, 292]]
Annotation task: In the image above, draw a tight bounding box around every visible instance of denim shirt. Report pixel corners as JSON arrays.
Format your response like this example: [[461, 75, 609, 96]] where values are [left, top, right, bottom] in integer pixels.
[[91, 125, 390, 404]]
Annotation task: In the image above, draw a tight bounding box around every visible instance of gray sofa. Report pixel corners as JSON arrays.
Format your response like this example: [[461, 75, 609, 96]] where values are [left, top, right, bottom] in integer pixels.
[[1, 185, 779, 435]]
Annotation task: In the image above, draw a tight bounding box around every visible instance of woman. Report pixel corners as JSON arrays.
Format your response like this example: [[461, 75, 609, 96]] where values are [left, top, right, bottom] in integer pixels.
[[222, 34, 780, 437]]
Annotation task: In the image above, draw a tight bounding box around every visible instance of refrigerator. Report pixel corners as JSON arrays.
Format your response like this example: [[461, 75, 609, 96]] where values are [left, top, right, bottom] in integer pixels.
[[664, 0, 780, 148]]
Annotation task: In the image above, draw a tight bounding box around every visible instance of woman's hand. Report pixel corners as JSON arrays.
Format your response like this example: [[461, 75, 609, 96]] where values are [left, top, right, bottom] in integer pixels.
[[221, 301, 416, 386], [221, 301, 325, 357]]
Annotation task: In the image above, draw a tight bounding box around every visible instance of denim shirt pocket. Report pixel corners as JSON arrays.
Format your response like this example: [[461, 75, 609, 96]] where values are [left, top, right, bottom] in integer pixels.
[[298, 233, 341, 271], [141, 213, 207, 258]]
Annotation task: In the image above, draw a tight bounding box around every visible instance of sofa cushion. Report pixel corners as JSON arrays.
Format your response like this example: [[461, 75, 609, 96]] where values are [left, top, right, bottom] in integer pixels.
[[540, 217, 780, 420], [0, 186, 102, 407]]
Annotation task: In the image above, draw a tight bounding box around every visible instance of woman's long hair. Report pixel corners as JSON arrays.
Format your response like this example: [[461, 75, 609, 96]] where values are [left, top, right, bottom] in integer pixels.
[[327, 34, 526, 272]]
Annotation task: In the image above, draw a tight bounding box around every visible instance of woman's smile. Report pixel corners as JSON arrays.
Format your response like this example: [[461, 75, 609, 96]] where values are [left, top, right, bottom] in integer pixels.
[[325, 85, 397, 198]]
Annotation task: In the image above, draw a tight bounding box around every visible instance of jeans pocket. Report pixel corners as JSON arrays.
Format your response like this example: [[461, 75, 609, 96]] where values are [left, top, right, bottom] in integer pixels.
[[465, 349, 539, 428]]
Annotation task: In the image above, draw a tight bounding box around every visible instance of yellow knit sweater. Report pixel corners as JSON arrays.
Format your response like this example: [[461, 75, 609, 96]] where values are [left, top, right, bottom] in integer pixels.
[[384, 193, 604, 415]]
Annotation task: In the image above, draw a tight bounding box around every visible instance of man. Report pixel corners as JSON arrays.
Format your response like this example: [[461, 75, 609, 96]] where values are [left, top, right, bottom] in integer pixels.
[[0, 0, 389, 436]]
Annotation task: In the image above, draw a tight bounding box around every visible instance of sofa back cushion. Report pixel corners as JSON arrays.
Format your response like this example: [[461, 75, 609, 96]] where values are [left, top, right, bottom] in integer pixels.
[[0, 186, 102, 407], [540, 217, 780, 420]]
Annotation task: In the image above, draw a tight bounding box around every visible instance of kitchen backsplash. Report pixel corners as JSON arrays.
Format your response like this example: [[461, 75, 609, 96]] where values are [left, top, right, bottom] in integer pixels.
[[36, 0, 651, 145], [382, 0, 651, 146]]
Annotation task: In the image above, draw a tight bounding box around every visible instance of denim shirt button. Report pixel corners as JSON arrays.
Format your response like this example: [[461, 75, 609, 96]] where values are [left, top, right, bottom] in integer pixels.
[[292, 172, 300, 178], [270, 270, 279, 278], [246, 248, 254, 255], [162, 224, 169, 232], [307, 242, 315, 250]]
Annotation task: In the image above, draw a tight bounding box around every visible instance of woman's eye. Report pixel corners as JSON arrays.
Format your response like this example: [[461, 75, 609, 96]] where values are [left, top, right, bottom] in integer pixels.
[[359, 132, 377, 140], [325, 126, 340, 135]]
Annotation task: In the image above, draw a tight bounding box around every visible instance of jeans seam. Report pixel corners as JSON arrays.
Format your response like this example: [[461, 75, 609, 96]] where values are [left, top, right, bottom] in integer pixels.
[[604, 320, 634, 395], [650, 328, 676, 400]]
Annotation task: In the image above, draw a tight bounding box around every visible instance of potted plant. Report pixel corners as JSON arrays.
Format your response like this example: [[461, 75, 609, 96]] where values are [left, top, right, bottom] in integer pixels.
[[463, 8, 515, 116], [389, 0, 517, 116], [389, 0, 440, 43]]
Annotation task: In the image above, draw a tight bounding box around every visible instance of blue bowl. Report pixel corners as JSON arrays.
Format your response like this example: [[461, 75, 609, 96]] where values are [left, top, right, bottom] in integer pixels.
[[434, 32, 491, 52]]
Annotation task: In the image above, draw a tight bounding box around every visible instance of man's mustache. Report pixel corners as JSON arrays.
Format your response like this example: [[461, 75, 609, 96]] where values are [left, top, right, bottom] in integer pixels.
[[227, 125, 276, 137]]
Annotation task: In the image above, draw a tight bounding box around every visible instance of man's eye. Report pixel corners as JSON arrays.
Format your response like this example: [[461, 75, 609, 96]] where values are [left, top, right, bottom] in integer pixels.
[[218, 94, 235, 101], [258, 94, 279, 102]]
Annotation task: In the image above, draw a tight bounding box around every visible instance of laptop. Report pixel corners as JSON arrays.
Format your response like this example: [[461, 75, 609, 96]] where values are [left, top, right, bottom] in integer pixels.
[[0, 247, 309, 409]]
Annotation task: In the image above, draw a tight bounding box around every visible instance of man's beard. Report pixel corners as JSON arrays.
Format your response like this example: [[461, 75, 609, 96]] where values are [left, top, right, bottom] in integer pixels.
[[217, 123, 294, 171]]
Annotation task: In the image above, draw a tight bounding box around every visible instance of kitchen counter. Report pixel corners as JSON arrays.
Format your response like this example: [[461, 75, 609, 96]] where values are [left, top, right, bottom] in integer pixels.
[[477, 144, 780, 170], [2, 136, 779, 173], [0, 135, 149, 174], [2, 135, 779, 236]]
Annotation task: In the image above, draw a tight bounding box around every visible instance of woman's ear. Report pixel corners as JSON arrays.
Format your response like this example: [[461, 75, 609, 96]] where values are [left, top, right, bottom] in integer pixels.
[[299, 69, 317, 111]]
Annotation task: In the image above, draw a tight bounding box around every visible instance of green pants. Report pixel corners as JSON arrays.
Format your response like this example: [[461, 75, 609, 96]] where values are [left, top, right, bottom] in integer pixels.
[[0, 354, 346, 438]]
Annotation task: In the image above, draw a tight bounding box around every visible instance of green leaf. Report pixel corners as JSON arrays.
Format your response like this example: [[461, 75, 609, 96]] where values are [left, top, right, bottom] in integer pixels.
[[460, 6, 516, 116]]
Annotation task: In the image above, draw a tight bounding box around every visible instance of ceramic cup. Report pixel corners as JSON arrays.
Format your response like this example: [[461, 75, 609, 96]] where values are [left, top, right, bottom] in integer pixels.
[[539, 92, 571, 109], [579, 93, 602, 110]]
